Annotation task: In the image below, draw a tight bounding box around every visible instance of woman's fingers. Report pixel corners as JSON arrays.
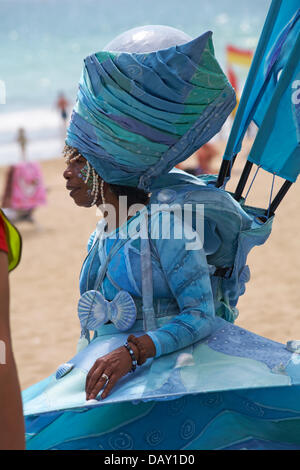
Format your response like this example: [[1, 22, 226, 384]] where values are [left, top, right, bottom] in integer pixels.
[[86, 347, 132, 400], [86, 371, 118, 400], [101, 374, 118, 399], [85, 360, 99, 390], [86, 364, 105, 397], [87, 368, 112, 400]]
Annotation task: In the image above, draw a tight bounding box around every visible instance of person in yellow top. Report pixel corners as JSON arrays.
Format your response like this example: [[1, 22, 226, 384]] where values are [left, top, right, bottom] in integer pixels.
[[0, 209, 24, 449]]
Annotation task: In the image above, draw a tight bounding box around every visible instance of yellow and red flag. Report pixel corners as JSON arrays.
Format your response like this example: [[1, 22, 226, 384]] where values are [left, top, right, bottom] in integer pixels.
[[226, 45, 253, 68], [226, 45, 253, 110]]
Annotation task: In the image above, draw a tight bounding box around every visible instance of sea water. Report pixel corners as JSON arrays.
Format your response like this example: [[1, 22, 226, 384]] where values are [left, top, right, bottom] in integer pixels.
[[0, 0, 271, 165]]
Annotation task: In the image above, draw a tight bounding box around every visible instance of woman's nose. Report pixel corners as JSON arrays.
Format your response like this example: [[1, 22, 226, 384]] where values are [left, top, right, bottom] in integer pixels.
[[63, 166, 72, 180]]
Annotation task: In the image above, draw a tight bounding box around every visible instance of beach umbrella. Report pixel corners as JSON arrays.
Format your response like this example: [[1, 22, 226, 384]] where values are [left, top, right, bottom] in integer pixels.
[[216, 0, 300, 217]]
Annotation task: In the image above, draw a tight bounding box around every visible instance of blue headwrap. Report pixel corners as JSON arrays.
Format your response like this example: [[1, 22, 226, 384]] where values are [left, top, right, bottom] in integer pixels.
[[66, 28, 236, 190]]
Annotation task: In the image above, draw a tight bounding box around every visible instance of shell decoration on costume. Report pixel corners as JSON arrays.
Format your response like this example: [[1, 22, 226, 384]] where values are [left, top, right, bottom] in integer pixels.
[[55, 363, 74, 380], [78, 290, 137, 332]]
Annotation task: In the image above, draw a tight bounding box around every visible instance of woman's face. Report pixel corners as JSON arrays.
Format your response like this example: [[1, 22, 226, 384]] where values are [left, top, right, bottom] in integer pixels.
[[63, 154, 101, 207]]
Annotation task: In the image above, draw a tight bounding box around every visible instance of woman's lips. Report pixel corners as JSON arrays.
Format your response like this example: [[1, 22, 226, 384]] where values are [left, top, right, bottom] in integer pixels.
[[70, 188, 80, 197], [67, 186, 80, 197]]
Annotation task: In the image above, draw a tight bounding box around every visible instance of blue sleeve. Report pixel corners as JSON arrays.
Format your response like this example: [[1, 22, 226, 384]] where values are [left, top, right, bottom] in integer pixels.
[[147, 211, 215, 357]]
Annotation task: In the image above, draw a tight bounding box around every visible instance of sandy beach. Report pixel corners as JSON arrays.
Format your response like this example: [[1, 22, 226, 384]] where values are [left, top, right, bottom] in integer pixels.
[[1, 139, 299, 390]]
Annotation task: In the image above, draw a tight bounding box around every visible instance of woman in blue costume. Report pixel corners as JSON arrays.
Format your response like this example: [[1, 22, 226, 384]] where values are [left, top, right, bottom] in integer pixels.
[[23, 25, 300, 450]]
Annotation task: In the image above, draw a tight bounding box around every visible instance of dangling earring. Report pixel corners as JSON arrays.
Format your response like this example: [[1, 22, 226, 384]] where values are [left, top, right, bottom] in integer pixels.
[[79, 161, 97, 205], [83, 161, 91, 185], [90, 167, 99, 206], [100, 180, 106, 208], [79, 159, 104, 207]]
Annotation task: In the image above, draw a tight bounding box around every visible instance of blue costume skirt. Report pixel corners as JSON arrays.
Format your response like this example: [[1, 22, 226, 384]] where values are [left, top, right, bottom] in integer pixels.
[[23, 318, 300, 450]]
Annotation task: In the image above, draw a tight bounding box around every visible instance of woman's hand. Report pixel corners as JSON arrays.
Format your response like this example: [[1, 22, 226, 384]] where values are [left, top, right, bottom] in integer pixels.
[[85, 345, 137, 400]]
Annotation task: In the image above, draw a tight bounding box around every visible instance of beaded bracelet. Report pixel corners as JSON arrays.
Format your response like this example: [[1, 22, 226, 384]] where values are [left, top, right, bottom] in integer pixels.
[[124, 341, 137, 373], [127, 334, 148, 366]]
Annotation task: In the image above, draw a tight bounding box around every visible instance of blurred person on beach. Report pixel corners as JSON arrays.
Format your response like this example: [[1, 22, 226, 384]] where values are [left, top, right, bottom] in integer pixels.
[[16, 128, 27, 161], [193, 142, 218, 175], [1, 146, 47, 223], [176, 141, 218, 175], [0, 209, 24, 449], [56, 92, 70, 129]]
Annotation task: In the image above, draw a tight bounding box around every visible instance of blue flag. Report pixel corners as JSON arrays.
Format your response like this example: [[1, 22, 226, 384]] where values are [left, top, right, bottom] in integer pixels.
[[224, 0, 300, 183]]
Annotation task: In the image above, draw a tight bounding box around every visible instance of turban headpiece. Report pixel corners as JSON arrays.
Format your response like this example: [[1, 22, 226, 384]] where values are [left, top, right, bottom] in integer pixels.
[[66, 25, 236, 190]]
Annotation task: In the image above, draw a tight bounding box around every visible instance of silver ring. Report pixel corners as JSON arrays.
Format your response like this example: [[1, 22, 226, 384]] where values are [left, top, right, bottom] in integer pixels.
[[101, 373, 109, 382]]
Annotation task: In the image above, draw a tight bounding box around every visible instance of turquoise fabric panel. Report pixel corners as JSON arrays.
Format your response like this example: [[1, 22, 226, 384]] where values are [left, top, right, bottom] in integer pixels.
[[25, 386, 300, 450], [23, 318, 300, 450], [23, 317, 297, 418]]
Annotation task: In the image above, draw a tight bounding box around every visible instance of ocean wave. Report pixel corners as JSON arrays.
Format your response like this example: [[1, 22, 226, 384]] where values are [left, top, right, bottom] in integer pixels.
[[0, 107, 67, 165]]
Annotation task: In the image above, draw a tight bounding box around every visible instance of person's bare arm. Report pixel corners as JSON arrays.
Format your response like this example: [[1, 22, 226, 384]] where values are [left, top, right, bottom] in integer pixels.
[[1, 166, 14, 208], [0, 251, 25, 450]]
